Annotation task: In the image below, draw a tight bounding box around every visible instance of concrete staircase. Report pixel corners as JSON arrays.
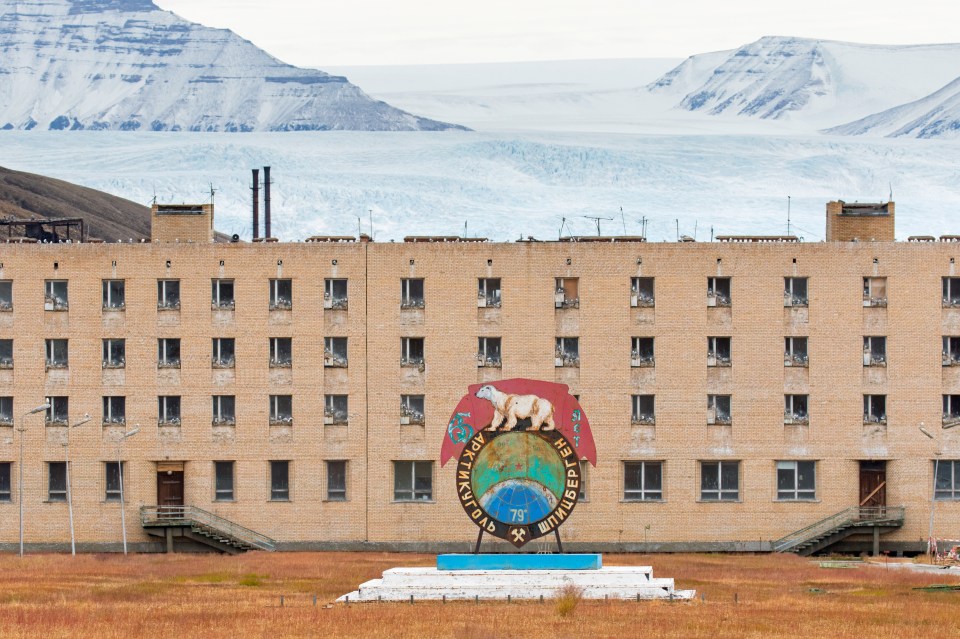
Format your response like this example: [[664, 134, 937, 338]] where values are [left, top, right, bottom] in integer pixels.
[[141, 505, 276, 554], [773, 506, 905, 555]]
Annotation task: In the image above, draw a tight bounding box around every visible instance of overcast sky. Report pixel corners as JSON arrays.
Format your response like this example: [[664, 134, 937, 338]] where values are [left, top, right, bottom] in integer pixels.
[[156, 1, 960, 67]]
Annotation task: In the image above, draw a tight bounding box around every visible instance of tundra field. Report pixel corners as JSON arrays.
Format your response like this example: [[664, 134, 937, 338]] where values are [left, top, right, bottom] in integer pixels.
[[0, 552, 958, 638]]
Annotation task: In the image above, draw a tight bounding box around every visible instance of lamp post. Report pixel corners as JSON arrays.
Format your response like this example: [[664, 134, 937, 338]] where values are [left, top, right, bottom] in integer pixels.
[[64, 414, 91, 556], [18, 403, 50, 558], [919, 424, 941, 560], [117, 426, 139, 555]]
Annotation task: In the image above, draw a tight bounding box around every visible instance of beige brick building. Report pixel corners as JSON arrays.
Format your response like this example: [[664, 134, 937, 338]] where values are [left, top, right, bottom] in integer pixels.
[[1, 201, 958, 554]]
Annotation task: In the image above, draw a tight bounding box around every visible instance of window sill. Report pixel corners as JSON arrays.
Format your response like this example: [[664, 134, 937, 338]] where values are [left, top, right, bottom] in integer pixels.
[[213, 499, 235, 503], [42, 500, 68, 504], [268, 498, 291, 503], [696, 499, 742, 504], [393, 499, 435, 504], [774, 498, 820, 503], [620, 498, 664, 504], [324, 498, 349, 503]]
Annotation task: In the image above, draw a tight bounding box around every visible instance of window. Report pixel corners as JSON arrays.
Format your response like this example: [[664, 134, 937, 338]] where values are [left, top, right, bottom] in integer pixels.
[[555, 337, 579, 367], [45, 396, 68, 426], [212, 395, 236, 426], [269, 278, 292, 310], [48, 462, 67, 502], [0, 462, 10, 501], [212, 338, 235, 368], [269, 395, 292, 425], [324, 337, 348, 368], [631, 395, 655, 425], [157, 279, 180, 310], [401, 395, 425, 425], [784, 337, 808, 367], [0, 339, 11, 369], [631, 337, 654, 367], [326, 461, 347, 501], [102, 396, 126, 426], [269, 337, 292, 368], [214, 461, 234, 501], [784, 395, 809, 425], [944, 278, 960, 308], [707, 277, 731, 307], [784, 277, 808, 307], [863, 336, 886, 367], [394, 461, 433, 501], [401, 337, 425, 367], [579, 460, 588, 500], [863, 277, 887, 307], [477, 337, 502, 367], [555, 277, 579, 309], [324, 278, 348, 310], [707, 337, 731, 367], [158, 396, 181, 426], [270, 461, 290, 501], [0, 280, 11, 311], [102, 279, 125, 310], [157, 338, 181, 368], [945, 337, 960, 367], [944, 395, 960, 427], [707, 395, 731, 425], [0, 397, 12, 426], [631, 277, 654, 307], [700, 461, 739, 501], [45, 339, 68, 369], [400, 278, 424, 309], [211, 279, 235, 309], [478, 278, 501, 308], [863, 395, 886, 424], [624, 461, 662, 501], [102, 339, 125, 368], [105, 462, 124, 502], [935, 460, 960, 500], [44, 280, 68, 310], [324, 395, 348, 425], [777, 461, 816, 500]]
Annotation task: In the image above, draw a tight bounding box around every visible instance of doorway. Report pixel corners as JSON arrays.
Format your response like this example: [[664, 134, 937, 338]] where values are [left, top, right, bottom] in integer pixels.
[[859, 460, 886, 512], [157, 462, 185, 515]]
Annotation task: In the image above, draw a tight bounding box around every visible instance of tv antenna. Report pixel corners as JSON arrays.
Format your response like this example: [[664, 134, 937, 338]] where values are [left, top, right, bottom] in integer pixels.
[[208, 183, 217, 206], [583, 215, 613, 236], [787, 195, 792, 236]]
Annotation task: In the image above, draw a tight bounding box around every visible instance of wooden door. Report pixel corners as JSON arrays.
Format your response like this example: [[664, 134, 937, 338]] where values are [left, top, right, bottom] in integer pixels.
[[859, 461, 886, 513], [157, 471, 185, 516]]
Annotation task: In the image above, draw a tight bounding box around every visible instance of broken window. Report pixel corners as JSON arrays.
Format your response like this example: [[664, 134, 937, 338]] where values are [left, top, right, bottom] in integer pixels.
[[157, 338, 181, 368], [211, 338, 235, 368], [555, 277, 579, 309], [0, 462, 10, 501], [579, 460, 588, 500], [777, 461, 816, 500], [784, 337, 808, 367], [212, 395, 236, 426], [400, 278, 424, 309], [270, 461, 290, 501], [707, 337, 731, 367], [401, 337, 425, 367], [158, 396, 181, 426], [45, 396, 68, 426], [326, 460, 347, 501], [944, 337, 960, 366], [631, 277, 655, 307], [102, 339, 125, 369], [631, 395, 655, 425], [401, 395, 425, 426], [784, 277, 808, 307], [0, 281, 11, 311], [935, 461, 960, 501], [623, 461, 662, 501], [44, 280, 68, 311], [45, 339, 68, 369], [631, 337, 654, 367], [269, 395, 292, 425], [0, 397, 12, 426], [394, 460, 433, 501], [102, 279, 125, 310], [477, 337, 502, 367], [944, 395, 960, 427], [269, 337, 292, 368], [324, 395, 348, 425], [863, 336, 886, 367], [157, 279, 180, 310], [104, 462, 124, 502], [102, 396, 126, 426], [863, 395, 886, 424], [269, 278, 292, 310], [707, 277, 731, 307], [700, 461, 739, 501], [214, 461, 234, 501], [707, 395, 731, 425], [0, 339, 11, 369], [944, 278, 960, 308], [478, 278, 501, 308], [324, 279, 348, 310], [211, 279, 235, 309], [324, 337, 348, 368], [784, 395, 809, 425], [555, 337, 579, 367], [863, 277, 887, 307], [48, 462, 67, 502]]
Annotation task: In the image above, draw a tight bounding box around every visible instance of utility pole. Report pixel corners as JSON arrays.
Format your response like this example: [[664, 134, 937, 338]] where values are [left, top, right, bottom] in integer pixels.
[[18, 403, 50, 557], [65, 414, 91, 556], [117, 426, 140, 555]]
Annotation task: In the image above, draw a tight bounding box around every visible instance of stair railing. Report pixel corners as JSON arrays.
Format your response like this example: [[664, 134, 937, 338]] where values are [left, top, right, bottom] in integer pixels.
[[141, 505, 276, 551], [773, 505, 905, 553]]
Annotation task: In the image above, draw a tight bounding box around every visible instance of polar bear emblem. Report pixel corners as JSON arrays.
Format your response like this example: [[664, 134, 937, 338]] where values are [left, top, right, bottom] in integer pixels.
[[475, 385, 556, 432]]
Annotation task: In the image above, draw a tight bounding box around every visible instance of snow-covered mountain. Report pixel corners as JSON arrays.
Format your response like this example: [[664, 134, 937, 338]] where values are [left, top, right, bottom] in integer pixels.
[[0, 0, 465, 131]]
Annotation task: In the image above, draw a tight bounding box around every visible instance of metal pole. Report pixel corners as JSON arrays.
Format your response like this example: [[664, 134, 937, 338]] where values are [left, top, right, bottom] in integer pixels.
[[118, 438, 127, 555], [66, 415, 90, 556], [18, 416, 24, 558], [930, 454, 940, 559]]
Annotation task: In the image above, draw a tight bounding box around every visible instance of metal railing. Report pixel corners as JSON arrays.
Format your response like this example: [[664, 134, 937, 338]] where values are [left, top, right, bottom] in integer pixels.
[[140, 505, 276, 551], [773, 505, 905, 553]]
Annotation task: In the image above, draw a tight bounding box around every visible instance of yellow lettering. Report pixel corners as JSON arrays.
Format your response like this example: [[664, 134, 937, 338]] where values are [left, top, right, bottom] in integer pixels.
[[538, 520, 551, 534], [558, 446, 572, 458], [486, 521, 496, 533], [565, 489, 577, 501], [471, 509, 483, 520]]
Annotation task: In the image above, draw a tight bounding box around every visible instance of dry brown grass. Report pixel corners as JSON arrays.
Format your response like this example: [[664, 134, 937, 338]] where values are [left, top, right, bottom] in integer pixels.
[[0, 552, 958, 638]]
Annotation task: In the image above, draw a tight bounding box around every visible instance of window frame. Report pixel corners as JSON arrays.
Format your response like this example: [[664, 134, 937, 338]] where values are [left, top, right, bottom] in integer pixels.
[[784, 394, 809, 425], [0, 280, 11, 311], [326, 460, 348, 501], [707, 336, 731, 367], [211, 337, 235, 368], [707, 277, 731, 306], [45, 396, 68, 426], [157, 279, 181, 310], [158, 395, 181, 426], [44, 280, 69, 311], [47, 461, 67, 502], [623, 460, 663, 502], [269, 461, 290, 501], [784, 277, 808, 307], [214, 461, 235, 502], [211, 278, 235, 309], [554, 277, 579, 309], [400, 278, 424, 309], [630, 277, 655, 308], [102, 396, 126, 426], [700, 460, 740, 502], [776, 460, 817, 501], [105, 461, 124, 502], [0, 339, 12, 370], [863, 276, 887, 307], [269, 337, 293, 368], [631, 394, 655, 425], [324, 278, 349, 310], [863, 336, 887, 367], [324, 394, 349, 425], [944, 277, 960, 308], [0, 397, 12, 426], [477, 336, 502, 367], [269, 278, 292, 310], [393, 460, 433, 502], [707, 394, 731, 425], [401, 337, 425, 367], [863, 394, 887, 424], [102, 338, 126, 369], [555, 336, 579, 367], [269, 395, 293, 425], [944, 336, 960, 366], [478, 278, 502, 308], [324, 336, 348, 368], [784, 336, 808, 367], [45, 338, 69, 369], [157, 338, 181, 369], [212, 395, 236, 426], [935, 460, 960, 501], [401, 394, 425, 426], [0, 461, 11, 502], [102, 279, 126, 311], [631, 337, 654, 367]]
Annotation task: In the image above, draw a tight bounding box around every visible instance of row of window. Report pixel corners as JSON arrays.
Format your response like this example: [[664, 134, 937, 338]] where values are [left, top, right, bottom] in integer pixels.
[[4, 276, 958, 314]]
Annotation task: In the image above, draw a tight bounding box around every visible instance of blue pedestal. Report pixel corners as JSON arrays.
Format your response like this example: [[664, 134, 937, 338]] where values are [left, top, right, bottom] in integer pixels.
[[437, 553, 602, 571]]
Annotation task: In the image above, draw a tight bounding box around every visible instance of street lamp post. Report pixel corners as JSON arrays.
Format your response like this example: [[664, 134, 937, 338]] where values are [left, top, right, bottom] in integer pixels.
[[64, 414, 91, 556], [18, 403, 50, 558], [117, 426, 139, 555], [919, 424, 941, 560]]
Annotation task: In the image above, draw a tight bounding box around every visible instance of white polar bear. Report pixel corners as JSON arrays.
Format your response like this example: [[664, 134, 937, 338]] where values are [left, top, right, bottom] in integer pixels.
[[475, 385, 556, 432]]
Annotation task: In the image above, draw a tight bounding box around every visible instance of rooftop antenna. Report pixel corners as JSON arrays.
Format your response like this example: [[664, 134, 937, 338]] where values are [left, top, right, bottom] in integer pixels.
[[675, 219, 679, 242], [369, 209, 374, 240], [787, 195, 791, 236], [693, 220, 698, 242], [889, 183, 893, 202], [583, 215, 613, 237], [710, 226, 714, 242], [464, 220, 468, 239], [208, 183, 217, 206], [357, 216, 362, 238], [639, 217, 648, 239], [558, 217, 568, 240], [620, 207, 627, 235]]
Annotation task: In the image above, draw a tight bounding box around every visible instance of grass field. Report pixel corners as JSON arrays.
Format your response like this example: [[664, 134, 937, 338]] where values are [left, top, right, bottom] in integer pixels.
[[1, 552, 958, 638]]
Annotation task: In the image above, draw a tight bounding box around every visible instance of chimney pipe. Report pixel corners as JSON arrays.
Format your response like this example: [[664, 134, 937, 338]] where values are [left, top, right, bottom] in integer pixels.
[[251, 168, 260, 240], [263, 166, 271, 239]]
